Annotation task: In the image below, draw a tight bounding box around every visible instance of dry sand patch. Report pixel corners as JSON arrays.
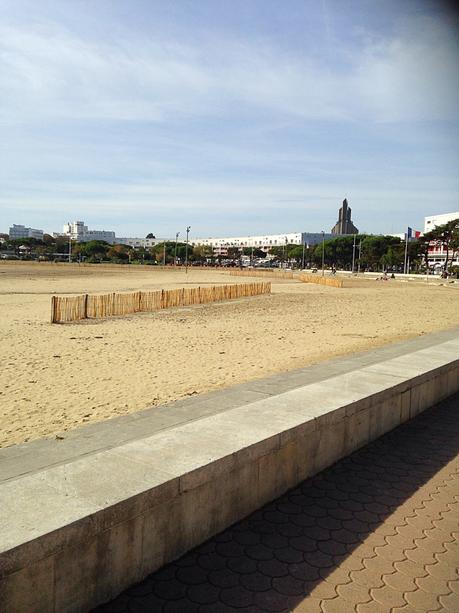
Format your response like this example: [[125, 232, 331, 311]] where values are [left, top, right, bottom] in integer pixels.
[[1, 263, 458, 447]]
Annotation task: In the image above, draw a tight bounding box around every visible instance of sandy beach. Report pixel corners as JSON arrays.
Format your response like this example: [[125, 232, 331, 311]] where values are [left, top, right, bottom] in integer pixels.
[[1, 262, 458, 448]]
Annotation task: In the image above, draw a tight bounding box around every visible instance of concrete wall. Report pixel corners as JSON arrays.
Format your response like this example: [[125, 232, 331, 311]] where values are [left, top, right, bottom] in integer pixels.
[[1, 338, 458, 612]]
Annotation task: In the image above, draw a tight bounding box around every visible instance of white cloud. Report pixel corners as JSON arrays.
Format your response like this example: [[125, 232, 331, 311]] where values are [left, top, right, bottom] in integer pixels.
[[0, 13, 458, 125], [356, 16, 459, 122]]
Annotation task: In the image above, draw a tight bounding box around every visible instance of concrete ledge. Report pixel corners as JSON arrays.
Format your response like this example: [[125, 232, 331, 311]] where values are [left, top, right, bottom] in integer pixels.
[[1, 334, 458, 612]]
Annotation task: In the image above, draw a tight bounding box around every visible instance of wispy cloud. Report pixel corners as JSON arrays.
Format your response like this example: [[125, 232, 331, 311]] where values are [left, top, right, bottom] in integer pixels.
[[0, 1, 458, 235], [1, 13, 458, 125]]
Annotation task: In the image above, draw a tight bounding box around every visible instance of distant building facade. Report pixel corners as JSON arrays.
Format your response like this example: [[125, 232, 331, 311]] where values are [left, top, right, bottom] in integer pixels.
[[116, 237, 168, 248], [331, 199, 358, 235], [424, 212, 459, 271], [60, 221, 116, 244], [9, 224, 43, 240], [424, 212, 459, 234], [193, 232, 333, 256], [54, 221, 175, 247]]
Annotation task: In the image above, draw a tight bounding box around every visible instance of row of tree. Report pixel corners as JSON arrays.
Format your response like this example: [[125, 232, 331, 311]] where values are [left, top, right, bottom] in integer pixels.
[[260, 219, 459, 273], [0, 234, 212, 265], [1, 218, 457, 272]]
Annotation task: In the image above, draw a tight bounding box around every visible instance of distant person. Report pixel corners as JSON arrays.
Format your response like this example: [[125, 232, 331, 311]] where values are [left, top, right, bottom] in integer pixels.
[[391, 272, 395, 279]]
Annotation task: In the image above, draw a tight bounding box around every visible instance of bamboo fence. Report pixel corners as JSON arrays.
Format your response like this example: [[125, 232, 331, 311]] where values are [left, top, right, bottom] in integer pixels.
[[298, 274, 343, 288], [229, 268, 343, 287], [51, 282, 271, 323], [229, 269, 297, 280]]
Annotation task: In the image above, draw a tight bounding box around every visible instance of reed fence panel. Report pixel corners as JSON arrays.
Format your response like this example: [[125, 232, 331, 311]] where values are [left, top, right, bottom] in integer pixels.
[[50, 295, 87, 323], [229, 269, 296, 280], [298, 274, 343, 288], [51, 282, 271, 323]]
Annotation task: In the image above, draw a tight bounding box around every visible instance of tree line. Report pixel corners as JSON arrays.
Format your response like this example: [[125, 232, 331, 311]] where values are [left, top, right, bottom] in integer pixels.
[[1, 217, 457, 272], [0, 234, 212, 265]]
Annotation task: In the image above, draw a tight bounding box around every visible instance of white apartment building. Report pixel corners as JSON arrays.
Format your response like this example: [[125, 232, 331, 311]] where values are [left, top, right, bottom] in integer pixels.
[[61, 221, 116, 244], [424, 212, 459, 271], [193, 232, 333, 255], [9, 224, 43, 240], [116, 237, 169, 248], [424, 212, 459, 234]]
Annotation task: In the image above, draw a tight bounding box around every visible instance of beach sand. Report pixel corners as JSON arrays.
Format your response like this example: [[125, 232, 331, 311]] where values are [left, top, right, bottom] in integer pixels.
[[1, 262, 458, 447]]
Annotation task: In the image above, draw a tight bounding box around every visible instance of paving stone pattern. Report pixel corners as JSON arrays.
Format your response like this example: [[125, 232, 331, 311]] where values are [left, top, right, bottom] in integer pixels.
[[96, 394, 459, 613]]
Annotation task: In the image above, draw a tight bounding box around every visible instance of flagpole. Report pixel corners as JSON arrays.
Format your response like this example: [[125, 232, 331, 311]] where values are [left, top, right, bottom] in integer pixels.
[[404, 229, 409, 274]]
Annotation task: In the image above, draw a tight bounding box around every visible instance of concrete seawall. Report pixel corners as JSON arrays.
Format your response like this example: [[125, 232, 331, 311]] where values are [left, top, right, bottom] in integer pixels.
[[1, 329, 458, 612]]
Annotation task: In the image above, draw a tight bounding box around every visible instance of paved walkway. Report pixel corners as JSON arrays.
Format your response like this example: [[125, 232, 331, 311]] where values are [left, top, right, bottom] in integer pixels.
[[96, 394, 459, 613]]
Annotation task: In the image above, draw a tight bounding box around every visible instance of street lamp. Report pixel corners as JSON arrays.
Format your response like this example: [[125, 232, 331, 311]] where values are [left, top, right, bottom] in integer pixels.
[[302, 242, 309, 270], [321, 231, 325, 277], [185, 226, 191, 274], [174, 232, 180, 266], [351, 234, 356, 274]]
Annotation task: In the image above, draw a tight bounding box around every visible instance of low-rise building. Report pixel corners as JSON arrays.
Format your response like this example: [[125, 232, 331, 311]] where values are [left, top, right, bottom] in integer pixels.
[[193, 232, 333, 256], [424, 212, 459, 271], [60, 221, 116, 244], [9, 224, 43, 240], [116, 237, 169, 248], [424, 212, 459, 234]]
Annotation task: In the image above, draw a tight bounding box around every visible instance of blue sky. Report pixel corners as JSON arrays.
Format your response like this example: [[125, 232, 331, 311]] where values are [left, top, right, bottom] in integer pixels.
[[1, 0, 458, 238]]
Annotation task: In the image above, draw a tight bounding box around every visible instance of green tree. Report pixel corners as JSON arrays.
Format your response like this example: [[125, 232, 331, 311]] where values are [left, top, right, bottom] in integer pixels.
[[428, 219, 459, 272], [192, 244, 213, 263], [286, 245, 304, 267], [43, 234, 55, 245], [107, 244, 131, 262], [269, 244, 297, 265], [242, 247, 266, 259], [77, 240, 110, 261], [150, 241, 191, 264], [359, 235, 401, 271]]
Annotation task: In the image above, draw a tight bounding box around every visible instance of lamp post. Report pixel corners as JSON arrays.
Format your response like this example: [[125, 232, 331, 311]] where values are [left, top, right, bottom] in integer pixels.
[[185, 226, 191, 274], [321, 231, 325, 276], [163, 241, 166, 267], [174, 232, 180, 266], [357, 239, 362, 274], [351, 234, 356, 274], [302, 242, 306, 270], [68, 233, 72, 264]]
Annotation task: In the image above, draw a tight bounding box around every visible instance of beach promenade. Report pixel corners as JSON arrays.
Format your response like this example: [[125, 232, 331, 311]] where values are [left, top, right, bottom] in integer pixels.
[[1, 327, 458, 612], [96, 392, 459, 612]]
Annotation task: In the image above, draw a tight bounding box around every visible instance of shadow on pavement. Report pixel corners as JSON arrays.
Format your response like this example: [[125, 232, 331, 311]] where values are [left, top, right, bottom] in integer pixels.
[[95, 394, 459, 613]]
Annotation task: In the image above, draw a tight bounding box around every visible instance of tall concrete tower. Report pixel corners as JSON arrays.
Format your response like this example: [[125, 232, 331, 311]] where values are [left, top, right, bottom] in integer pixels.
[[331, 199, 359, 235]]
